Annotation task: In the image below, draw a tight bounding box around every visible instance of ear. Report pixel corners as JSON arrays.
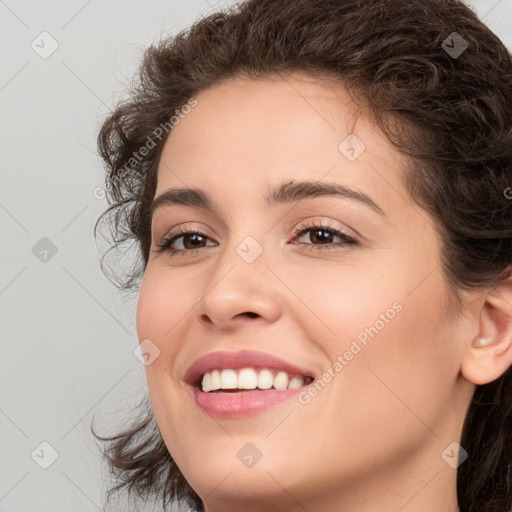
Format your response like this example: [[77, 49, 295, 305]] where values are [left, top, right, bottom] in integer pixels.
[[460, 276, 512, 385]]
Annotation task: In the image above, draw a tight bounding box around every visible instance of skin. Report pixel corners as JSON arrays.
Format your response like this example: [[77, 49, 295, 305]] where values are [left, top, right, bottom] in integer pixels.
[[135, 72, 512, 512]]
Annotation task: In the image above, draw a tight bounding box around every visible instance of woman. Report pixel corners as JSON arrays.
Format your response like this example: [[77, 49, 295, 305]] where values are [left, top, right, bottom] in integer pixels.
[[93, 0, 512, 510]]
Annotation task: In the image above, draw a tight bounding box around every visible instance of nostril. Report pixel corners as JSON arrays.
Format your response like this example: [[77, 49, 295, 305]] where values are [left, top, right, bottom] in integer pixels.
[[243, 312, 258, 318]]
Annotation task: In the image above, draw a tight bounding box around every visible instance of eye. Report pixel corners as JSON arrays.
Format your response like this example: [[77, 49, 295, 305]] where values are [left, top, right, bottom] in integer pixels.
[[154, 220, 358, 256], [290, 221, 358, 250], [154, 226, 216, 255]]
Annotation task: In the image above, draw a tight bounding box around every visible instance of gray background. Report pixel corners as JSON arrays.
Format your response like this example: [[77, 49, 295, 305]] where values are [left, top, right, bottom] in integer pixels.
[[1, 1, 511, 511]]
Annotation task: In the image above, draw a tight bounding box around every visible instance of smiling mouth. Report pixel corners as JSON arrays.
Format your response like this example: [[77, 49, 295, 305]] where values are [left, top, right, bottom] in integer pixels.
[[196, 367, 314, 393]]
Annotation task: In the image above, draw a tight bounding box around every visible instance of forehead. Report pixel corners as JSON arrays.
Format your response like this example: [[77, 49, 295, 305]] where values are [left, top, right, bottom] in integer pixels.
[[160, 74, 367, 159], [155, 73, 407, 210], [160, 74, 401, 177]]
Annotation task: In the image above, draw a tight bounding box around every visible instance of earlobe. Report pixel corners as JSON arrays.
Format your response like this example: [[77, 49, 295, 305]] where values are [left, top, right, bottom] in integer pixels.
[[460, 281, 512, 386]]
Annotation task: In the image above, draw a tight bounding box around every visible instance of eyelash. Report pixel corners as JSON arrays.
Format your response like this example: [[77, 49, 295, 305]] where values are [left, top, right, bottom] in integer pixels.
[[154, 221, 358, 256]]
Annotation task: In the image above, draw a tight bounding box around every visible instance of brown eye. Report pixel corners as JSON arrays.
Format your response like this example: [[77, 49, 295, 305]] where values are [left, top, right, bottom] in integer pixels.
[[290, 221, 358, 249], [155, 227, 217, 254]]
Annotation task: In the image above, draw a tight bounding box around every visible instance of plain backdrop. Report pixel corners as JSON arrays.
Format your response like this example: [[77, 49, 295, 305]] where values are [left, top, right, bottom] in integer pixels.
[[1, 0, 511, 510]]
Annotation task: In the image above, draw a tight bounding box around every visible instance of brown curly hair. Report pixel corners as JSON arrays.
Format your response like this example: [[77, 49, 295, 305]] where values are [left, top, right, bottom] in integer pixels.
[[92, 0, 512, 511]]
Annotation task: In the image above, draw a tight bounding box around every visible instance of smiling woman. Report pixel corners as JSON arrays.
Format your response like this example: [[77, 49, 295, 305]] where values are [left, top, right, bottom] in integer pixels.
[[92, 1, 512, 511]]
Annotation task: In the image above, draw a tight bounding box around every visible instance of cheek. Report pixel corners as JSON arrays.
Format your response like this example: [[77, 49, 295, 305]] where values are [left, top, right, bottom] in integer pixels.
[[291, 256, 459, 410], [135, 267, 191, 344], [135, 266, 198, 393], [135, 274, 184, 453], [330, 268, 459, 425], [135, 269, 190, 406], [293, 268, 460, 473], [282, 259, 408, 345]]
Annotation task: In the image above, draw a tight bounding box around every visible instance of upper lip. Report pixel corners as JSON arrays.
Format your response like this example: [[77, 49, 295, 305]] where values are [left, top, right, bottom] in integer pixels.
[[184, 350, 315, 387]]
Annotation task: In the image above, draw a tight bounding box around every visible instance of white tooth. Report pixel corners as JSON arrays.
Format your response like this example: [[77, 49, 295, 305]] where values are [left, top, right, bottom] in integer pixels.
[[238, 368, 258, 389], [202, 368, 306, 392], [202, 372, 212, 392], [210, 370, 221, 391], [288, 376, 304, 389], [220, 369, 238, 389], [273, 371, 289, 390], [257, 369, 273, 389]]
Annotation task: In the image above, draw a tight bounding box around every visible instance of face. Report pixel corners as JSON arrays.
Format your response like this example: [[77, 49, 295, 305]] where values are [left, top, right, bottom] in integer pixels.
[[136, 73, 474, 510]]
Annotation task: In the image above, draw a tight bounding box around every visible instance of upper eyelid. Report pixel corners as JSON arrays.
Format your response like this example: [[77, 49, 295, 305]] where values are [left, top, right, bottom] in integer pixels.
[[152, 208, 231, 236]]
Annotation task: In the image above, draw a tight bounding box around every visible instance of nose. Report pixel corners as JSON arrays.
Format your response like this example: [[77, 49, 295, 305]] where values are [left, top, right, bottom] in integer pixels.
[[195, 237, 282, 331]]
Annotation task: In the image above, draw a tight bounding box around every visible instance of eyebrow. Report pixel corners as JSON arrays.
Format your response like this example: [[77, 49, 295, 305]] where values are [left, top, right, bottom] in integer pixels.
[[149, 179, 385, 219]]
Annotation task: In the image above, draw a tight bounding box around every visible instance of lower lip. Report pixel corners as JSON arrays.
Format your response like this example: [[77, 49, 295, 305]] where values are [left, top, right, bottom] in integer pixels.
[[190, 385, 307, 418]]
